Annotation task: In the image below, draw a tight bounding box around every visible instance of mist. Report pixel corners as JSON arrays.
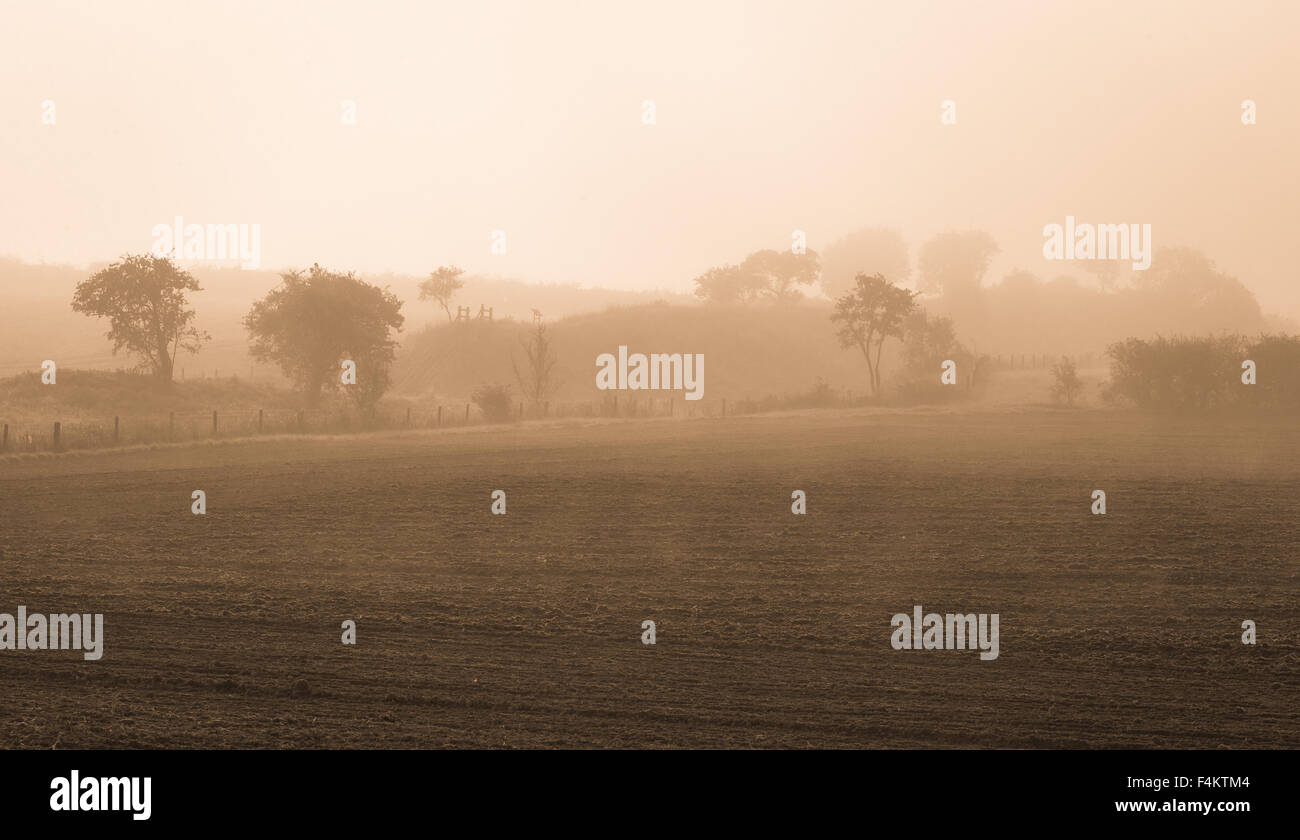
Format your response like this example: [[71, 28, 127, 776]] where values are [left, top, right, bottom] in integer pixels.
[[2, 0, 1297, 317]]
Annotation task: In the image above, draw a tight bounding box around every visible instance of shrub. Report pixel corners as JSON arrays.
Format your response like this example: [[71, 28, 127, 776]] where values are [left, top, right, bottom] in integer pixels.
[[471, 384, 514, 423], [1050, 356, 1084, 406], [1102, 334, 1300, 410]]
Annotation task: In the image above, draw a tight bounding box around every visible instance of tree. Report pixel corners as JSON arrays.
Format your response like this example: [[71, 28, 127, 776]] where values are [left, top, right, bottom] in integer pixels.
[[419, 265, 465, 322], [739, 249, 820, 302], [512, 320, 559, 406], [1132, 248, 1263, 335], [902, 310, 962, 378], [71, 253, 209, 383], [831, 273, 918, 396], [692, 249, 820, 304], [820, 228, 910, 300], [693, 264, 760, 304], [244, 264, 404, 406], [917, 230, 999, 296], [1050, 355, 1084, 406]]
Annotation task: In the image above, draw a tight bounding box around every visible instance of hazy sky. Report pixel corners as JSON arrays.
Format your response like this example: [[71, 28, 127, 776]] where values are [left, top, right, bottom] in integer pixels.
[[2, 0, 1297, 313]]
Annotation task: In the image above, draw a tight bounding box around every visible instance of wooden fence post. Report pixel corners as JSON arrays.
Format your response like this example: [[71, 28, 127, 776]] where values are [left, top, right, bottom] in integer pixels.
[[465, 404, 470, 424], [212, 410, 218, 435], [53, 421, 61, 451]]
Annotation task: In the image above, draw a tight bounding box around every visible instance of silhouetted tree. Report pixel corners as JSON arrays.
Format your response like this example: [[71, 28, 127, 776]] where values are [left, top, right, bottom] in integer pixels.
[[831, 273, 918, 396], [693, 264, 759, 304], [245, 264, 404, 406], [419, 265, 465, 323], [820, 228, 910, 300], [739, 249, 821, 302], [692, 249, 820, 303], [71, 253, 209, 383]]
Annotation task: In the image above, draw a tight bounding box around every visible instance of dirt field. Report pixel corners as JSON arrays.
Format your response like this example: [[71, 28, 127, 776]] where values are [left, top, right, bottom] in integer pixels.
[[1, 407, 1297, 748]]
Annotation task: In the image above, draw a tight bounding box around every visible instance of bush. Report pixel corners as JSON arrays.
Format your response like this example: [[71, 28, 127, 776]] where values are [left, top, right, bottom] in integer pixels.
[[1103, 333, 1300, 410], [471, 384, 514, 423], [1246, 334, 1300, 409], [1050, 356, 1083, 406]]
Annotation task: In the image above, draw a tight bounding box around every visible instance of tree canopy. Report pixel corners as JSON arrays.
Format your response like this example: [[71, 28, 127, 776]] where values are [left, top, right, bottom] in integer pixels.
[[419, 265, 465, 322], [693, 249, 820, 304], [244, 264, 404, 406], [831, 272, 918, 396], [71, 253, 209, 383]]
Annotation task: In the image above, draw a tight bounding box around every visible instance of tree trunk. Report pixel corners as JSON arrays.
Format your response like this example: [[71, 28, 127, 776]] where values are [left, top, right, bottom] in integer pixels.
[[157, 351, 174, 383]]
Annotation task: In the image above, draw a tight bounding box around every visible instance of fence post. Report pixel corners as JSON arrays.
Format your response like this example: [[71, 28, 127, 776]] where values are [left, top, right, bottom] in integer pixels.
[[465, 404, 470, 424], [114, 416, 119, 444], [212, 410, 218, 436], [258, 409, 264, 433], [53, 421, 61, 451]]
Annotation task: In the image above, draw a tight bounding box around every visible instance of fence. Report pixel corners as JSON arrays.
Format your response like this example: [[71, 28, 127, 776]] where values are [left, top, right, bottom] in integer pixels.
[[0, 355, 1104, 454], [0, 397, 750, 455], [989, 352, 1100, 370]]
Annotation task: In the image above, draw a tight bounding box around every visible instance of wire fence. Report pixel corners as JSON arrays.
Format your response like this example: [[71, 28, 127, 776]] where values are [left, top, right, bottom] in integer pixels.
[[0, 397, 752, 454], [0, 355, 1103, 454]]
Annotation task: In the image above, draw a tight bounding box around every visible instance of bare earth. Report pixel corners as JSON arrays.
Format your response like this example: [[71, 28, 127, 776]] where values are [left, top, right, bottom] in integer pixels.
[[1, 408, 1297, 748]]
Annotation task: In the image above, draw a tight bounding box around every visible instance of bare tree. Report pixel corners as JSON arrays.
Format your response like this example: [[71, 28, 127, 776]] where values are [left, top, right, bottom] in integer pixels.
[[1050, 355, 1084, 406], [512, 320, 559, 406]]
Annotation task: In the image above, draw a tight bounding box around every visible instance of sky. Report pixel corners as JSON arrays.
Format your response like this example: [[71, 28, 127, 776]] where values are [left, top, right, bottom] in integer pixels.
[[1, 0, 1297, 314]]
